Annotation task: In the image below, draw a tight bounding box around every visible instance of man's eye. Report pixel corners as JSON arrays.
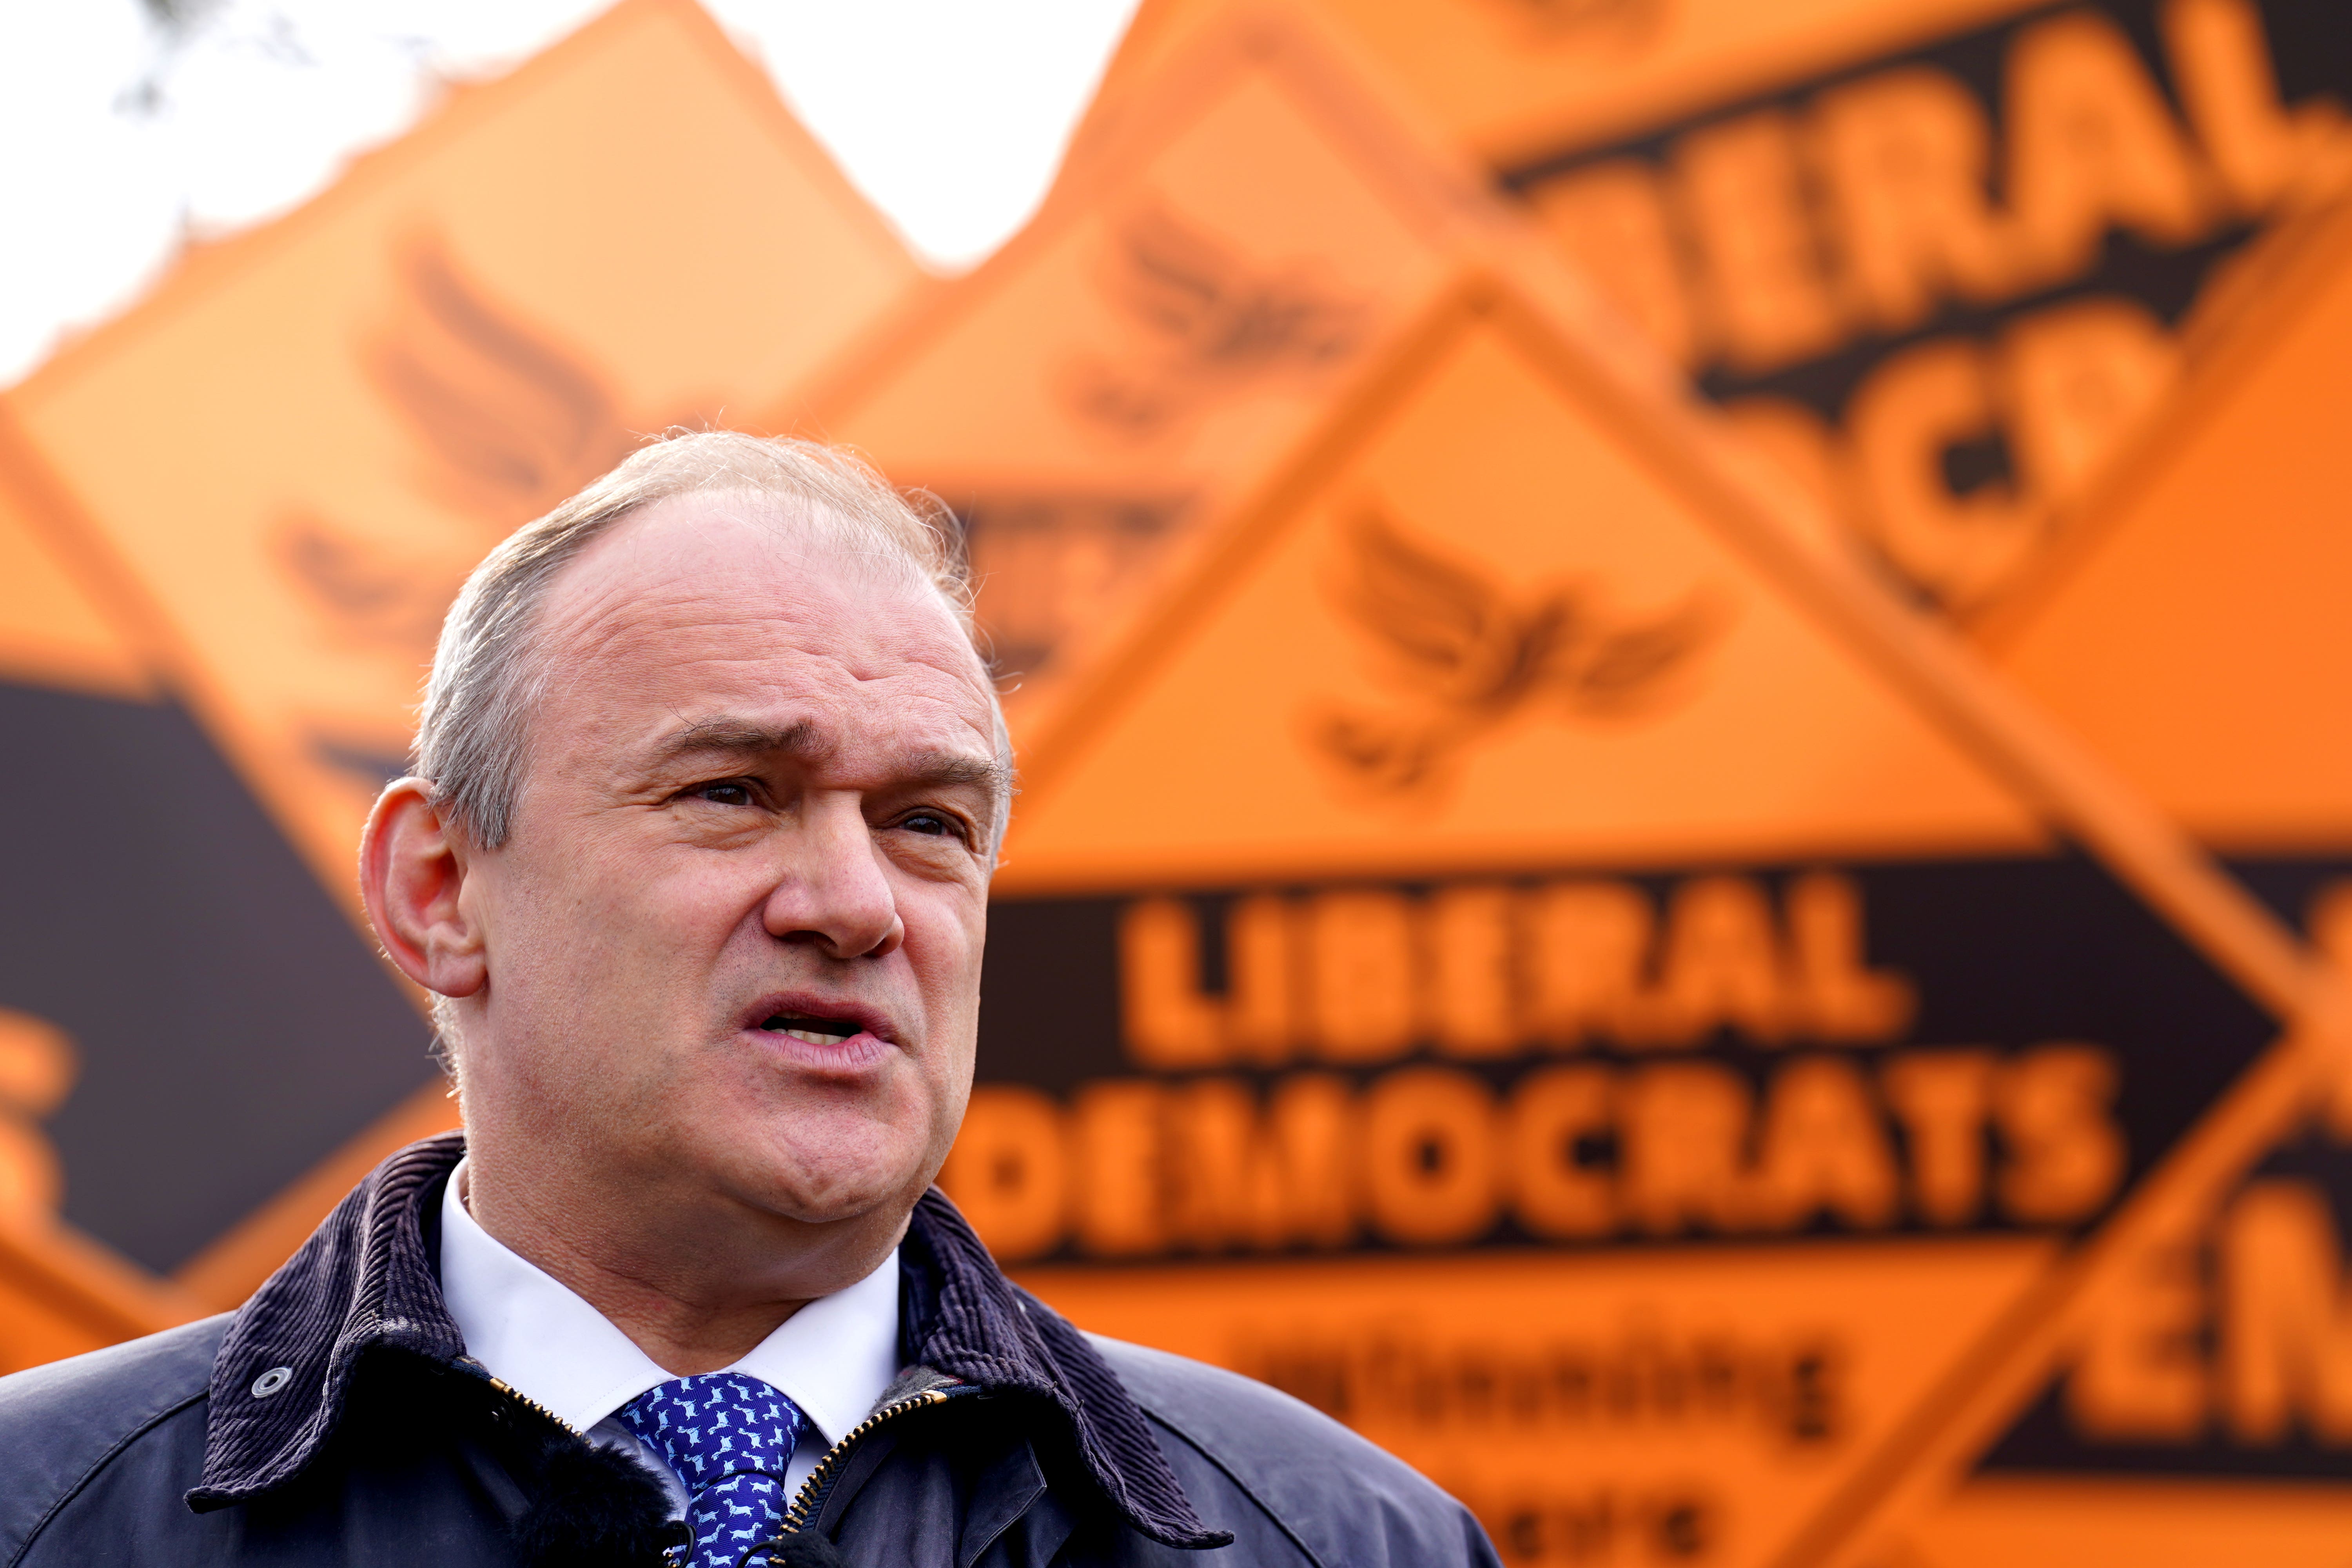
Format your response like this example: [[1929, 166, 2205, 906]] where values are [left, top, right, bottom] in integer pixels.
[[900, 812, 959, 839], [691, 782, 755, 807]]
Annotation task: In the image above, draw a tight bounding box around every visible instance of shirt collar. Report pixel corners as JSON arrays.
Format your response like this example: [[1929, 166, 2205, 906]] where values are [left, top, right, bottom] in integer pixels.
[[437, 1159, 900, 1446], [196, 1132, 1222, 1546]]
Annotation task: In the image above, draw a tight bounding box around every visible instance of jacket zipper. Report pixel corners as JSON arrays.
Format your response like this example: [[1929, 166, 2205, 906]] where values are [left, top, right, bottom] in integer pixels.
[[779, 1383, 974, 1535], [487, 1363, 972, 1556], [485, 1375, 576, 1436], [484, 1373, 696, 1566]]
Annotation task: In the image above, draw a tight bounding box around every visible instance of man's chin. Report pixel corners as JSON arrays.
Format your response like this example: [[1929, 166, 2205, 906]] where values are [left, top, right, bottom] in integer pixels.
[[718, 1132, 929, 1230]]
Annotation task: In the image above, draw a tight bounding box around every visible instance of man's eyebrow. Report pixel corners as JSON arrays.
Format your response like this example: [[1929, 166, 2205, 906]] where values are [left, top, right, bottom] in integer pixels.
[[899, 750, 1013, 799], [648, 720, 1008, 802], [648, 717, 823, 768], [902, 751, 1015, 842]]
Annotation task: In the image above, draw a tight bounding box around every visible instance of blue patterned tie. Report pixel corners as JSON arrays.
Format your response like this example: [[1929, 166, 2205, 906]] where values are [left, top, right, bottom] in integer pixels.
[[621, 1372, 809, 1568]]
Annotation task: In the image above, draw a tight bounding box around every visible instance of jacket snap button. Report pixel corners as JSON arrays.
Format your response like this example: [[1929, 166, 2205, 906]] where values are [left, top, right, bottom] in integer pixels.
[[250, 1367, 293, 1399]]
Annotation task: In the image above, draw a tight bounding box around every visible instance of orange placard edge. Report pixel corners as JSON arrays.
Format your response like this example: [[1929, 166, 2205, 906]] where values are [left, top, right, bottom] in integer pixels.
[[0, 1212, 210, 1350], [4, 0, 917, 907], [1767, 1016, 2341, 1567], [0, 0, 927, 1326], [773, 0, 1502, 442], [1006, 272, 2311, 1023], [1968, 192, 2352, 657], [1774, 194, 2352, 1568], [0, 407, 460, 1310], [0, 400, 382, 924], [1073, 0, 2054, 180], [0, 414, 178, 705], [999, 270, 2347, 1566], [20, 0, 912, 417], [173, 1077, 463, 1310], [775, 0, 1679, 757]]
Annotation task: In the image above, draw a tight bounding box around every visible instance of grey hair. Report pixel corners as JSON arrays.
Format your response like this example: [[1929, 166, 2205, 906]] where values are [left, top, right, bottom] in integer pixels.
[[414, 429, 1002, 850]]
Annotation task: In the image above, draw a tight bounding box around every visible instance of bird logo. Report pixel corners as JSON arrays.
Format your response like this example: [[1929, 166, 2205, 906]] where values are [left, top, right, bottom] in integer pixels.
[[269, 238, 708, 790], [1061, 205, 1370, 442], [1306, 505, 1725, 796], [368, 240, 641, 523], [274, 238, 660, 663]]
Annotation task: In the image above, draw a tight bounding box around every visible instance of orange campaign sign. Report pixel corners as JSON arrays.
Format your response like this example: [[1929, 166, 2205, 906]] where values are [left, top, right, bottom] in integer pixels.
[[0, 0, 919, 1298], [1804, 181, 2352, 1568], [1092, 0, 2059, 163], [1978, 192, 2352, 850], [0, 1217, 203, 1380], [0, 482, 206, 1365], [938, 268, 2348, 1564], [1085, 0, 2352, 617], [775, 4, 1603, 726], [0, 442, 148, 708], [2, 0, 920, 909], [0, 417, 452, 1297]]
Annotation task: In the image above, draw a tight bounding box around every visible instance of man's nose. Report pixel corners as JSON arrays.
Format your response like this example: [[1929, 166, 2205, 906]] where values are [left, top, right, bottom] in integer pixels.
[[761, 797, 904, 960]]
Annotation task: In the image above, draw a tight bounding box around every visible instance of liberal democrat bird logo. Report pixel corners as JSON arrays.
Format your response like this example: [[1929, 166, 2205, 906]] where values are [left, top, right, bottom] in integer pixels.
[[275, 239, 664, 658], [273, 238, 694, 787], [1306, 505, 1726, 797], [367, 240, 642, 524], [1062, 205, 1371, 442]]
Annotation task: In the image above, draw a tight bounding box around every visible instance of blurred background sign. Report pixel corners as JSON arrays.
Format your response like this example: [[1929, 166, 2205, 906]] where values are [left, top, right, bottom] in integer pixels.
[[0, 0, 920, 1309], [5, 0, 919, 902], [1825, 177, 2352, 1568], [2, 1, 2351, 1564], [1982, 190, 2352, 850], [1090, 0, 2352, 617], [0, 425, 434, 1286], [779, 5, 1522, 725], [943, 267, 2341, 1565]]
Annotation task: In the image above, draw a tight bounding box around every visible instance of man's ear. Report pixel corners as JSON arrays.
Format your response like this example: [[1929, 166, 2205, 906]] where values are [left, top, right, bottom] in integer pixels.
[[360, 779, 488, 999]]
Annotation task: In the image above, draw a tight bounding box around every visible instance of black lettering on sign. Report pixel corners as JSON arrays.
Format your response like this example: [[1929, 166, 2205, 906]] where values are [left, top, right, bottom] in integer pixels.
[[1501, 0, 2352, 608], [960, 855, 2269, 1264]]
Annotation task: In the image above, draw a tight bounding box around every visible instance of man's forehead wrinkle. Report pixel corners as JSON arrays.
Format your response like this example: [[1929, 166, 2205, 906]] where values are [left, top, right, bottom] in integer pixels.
[[537, 499, 976, 670], [873, 626, 998, 744], [572, 488, 936, 608], [524, 495, 1003, 808], [548, 567, 960, 687], [545, 566, 803, 666]]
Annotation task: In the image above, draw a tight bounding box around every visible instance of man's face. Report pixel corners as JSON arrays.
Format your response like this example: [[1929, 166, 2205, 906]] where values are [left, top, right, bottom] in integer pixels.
[[455, 493, 1003, 1234]]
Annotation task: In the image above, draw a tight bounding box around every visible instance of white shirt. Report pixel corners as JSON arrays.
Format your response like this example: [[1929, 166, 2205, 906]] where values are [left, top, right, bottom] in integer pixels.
[[437, 1161, 901, 1501]]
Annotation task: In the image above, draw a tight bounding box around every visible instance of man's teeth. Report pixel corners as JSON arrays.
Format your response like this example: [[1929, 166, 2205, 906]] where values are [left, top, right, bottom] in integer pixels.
[[762, 1016, 859, 1045]]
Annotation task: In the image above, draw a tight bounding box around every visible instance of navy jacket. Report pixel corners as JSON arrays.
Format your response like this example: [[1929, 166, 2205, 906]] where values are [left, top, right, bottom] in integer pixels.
[[0, 1134, 1499, 1566]]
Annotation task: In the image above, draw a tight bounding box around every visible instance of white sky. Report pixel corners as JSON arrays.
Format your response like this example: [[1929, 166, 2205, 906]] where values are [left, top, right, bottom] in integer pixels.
[[0, 0, 1143, 387]]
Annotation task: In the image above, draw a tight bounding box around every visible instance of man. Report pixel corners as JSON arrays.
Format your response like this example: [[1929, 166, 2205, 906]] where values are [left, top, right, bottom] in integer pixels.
[[0, 433, 1499, 1567]]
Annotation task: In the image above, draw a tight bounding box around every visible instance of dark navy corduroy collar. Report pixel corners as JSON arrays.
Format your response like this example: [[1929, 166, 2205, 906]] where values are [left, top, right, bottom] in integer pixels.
[[188, 1131, 1223, 1549]]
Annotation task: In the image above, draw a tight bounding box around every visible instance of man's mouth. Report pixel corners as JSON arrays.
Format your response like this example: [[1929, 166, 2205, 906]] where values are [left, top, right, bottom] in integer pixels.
[[759, 1014, 864, 1047]]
